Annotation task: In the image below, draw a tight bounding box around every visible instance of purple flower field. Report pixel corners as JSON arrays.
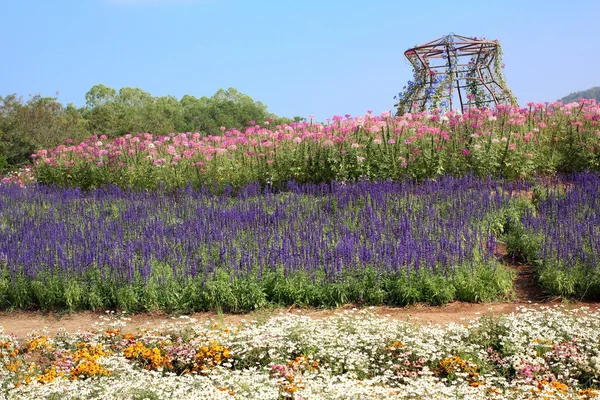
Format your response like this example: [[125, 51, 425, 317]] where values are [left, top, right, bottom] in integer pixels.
[[2, 163, 600, 311], [521, 172, 600, 299], [0, 174, 528, 312]]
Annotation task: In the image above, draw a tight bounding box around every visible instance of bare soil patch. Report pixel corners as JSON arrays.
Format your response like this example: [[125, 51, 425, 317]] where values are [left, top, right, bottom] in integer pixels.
[[495, 242, 547, 302]]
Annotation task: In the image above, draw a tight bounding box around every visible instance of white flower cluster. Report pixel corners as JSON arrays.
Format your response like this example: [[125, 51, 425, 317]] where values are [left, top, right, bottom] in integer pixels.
[[1, 305, 599, 399]]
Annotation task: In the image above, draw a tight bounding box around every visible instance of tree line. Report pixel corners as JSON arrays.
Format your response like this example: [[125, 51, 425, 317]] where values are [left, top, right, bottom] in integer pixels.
[[0, 85, 297, 173]]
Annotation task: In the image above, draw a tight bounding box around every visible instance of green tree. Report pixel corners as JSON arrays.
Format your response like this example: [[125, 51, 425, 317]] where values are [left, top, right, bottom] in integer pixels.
[[117, 87, 153, 134], [180, 94, 209, 132], [210, 87, 271, 129], [84, 85, 186, 136], [179, 88, 275, 134], [0, 94, 89, 171], [83, 84, 123, 137], [85, 84, 117, 108], [0, 95, 32, 171], [145, 95, 185, 134]]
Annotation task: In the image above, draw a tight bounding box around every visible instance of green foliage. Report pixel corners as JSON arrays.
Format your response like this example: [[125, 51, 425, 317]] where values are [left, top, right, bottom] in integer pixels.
[[0, 262, 513, 313], [0, 154, 7, 173], [503, 219, 543, 265], [538, 264, 600, 300], [484, 198, 540, 263], [453, 264, 514, 302], [465, 315, 512, 353]]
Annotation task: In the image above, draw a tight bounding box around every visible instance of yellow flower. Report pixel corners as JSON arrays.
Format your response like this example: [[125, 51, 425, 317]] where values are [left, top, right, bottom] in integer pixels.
[[551, 380, 568, 393], [35, 366, 59, 384], [578, 388, 599, 399]]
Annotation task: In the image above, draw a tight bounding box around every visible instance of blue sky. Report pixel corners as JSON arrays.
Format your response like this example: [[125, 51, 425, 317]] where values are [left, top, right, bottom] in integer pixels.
[[1, 0, 599, 121]]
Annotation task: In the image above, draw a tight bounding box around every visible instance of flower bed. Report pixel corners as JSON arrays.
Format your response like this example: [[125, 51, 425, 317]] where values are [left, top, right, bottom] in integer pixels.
[[29, 100, 600, 190], [0, 174, 521, 312], [507, 171, 600, 300], [1, 306, 599, 399]]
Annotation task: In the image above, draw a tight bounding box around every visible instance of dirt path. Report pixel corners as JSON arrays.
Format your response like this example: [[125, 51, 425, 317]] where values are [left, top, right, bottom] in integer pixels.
[[0, 302, 544, 338], [4, 299, 599, 339]]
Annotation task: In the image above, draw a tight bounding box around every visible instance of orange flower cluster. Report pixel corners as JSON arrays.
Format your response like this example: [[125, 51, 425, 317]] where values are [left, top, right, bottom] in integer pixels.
[[192, 340, 232, 374], [0, 340, 18, 353], [112, 331, 233, 375], [104, 329, 121, 338], [287, 355, 319, 373], [578, 387, 600, 399], [437, 355, 480, 383], [1, 338, 21, 373], [24, 335, 53, 353], [6, 335, 64, 386], [1, 338, 112, 387], [35, 366, 63, 384], [277, 370, 304, 396], [124, 341, 172, 371], [70, 343, 111, 380], [528, 380, 571, 397]]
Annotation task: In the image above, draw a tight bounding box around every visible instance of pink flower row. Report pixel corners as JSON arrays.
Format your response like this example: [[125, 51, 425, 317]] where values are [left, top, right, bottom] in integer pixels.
[[30, 100, 600, 169]]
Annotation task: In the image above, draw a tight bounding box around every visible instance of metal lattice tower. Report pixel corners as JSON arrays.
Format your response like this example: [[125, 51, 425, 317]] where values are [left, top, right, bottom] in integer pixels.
[[395, 34, 517, 114]]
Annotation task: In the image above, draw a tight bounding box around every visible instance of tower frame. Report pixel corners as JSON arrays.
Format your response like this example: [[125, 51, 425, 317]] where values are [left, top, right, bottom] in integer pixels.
[[395, 34, 517, 114]]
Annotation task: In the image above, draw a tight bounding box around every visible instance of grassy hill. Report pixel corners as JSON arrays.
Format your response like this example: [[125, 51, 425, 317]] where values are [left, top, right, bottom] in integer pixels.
[[560, 86, 600, 102]]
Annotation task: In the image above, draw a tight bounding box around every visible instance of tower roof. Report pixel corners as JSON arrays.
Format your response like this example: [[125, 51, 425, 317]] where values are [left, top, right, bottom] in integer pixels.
[[405, 34, 500, 60]]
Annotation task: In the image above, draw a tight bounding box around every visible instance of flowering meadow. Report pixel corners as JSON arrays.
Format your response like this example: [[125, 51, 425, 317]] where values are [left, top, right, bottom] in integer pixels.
[[0, 174, 523, 312], [1, 101, 600, 399], [1, 306, 599, 399], [29, 100, 600, 190]]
